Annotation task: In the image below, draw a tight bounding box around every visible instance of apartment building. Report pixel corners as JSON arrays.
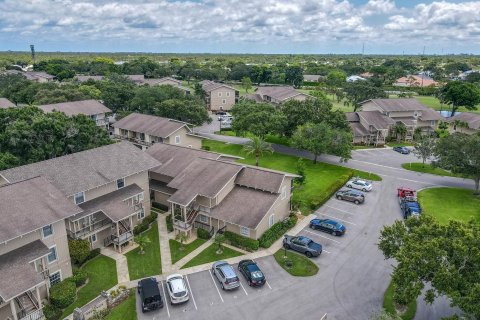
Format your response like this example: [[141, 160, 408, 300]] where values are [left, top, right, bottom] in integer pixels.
[[200, 80, 239, 112], [147, 144, 297, 240], [112, 113, 203, 150], [346, 111, 395, 146], [37, 100, 112, 128], [249, 86, 312, 105], [447, 112, 480, 135]]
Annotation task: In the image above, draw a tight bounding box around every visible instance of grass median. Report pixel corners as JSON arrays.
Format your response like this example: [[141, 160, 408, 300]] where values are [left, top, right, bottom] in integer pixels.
[[181, 244, 243, 269], [170, 238, 207, 264], [401, 163, 461, 177], [383, 280, 417, 320], [105, 292, 136, 320], [125, 223, 162, 280], [273, 249, 319, 277]]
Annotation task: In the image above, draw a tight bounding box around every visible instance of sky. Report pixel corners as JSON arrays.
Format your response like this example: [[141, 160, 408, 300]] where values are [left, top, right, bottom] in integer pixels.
[[0, 0, 479, 54]]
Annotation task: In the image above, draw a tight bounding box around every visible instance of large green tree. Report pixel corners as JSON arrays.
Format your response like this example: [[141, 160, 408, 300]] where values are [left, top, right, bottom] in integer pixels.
[[154, 99, 210, 126], [285, 66, 303, 88], [437, 81, 480, 116], [230, 101, 286, 138], [379, 215, 480, 319], [412, 135, 436, 166], [434, 133, 480, 193], [292, 122, 352, 164], [344, 80, 387, 111]]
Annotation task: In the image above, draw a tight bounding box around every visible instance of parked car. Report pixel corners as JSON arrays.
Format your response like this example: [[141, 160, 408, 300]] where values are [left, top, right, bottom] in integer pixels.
[[346, 179, 372, 192], [217, 112, 231, 121], [283, 235, 322, 257], [400, 201, 422, 219], [238, 259, 266, 287], [165, 274, 189, 305], [138, 278, 163, 313], [309, 218, 346, 236], [212, 261, 240, 290], [393, 146, 410, 154], [335, 189, 365, 204]]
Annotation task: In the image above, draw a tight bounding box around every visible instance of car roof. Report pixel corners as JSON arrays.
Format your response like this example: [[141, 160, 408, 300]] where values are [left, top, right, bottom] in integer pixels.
[[168, 278, 186, 293], [297, 236, 312, 244], [139, 278, 160, 297], [216, 263, 236, 278]]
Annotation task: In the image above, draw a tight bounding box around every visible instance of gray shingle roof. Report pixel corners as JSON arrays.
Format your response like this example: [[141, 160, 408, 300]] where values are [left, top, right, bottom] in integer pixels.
[[418, 108, 443, 121], [37, 99, 111, 116], [345, 112, 360, 122], [209, 186, 278, 229], [235, 167, 284, 193], [447, 112, 480, 130], [365, 98, 429, 112], [113, 113, 188, 138], [255, 86, 309, 102], [0, 142, 160, 196], [0, 176, 82, 243], [349, 122, 370, 137], [201, 80, 236, 92], [0, 240, 50, 301], [357, 111, 395, 130], [0, 97, 15, 108]]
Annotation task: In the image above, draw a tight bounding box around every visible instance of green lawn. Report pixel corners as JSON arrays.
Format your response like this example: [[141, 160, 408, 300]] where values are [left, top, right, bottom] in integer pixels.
[[125, 223, 162, 280], [203, 140, 381, 214], [170, 239, 207, 264], [383, 279, 417, 320], [386, 142, 414, 147], [273, 249, 319, 277], [181, 244, 243, 269], [62, 255, 118, 317], [105, 292, 137, 320], [418, 187, 480, 224], [401, 163, 461, 177]]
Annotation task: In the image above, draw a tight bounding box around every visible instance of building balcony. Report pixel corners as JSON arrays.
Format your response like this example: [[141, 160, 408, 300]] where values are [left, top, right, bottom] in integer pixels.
[[67, 217, 113, 239], [112, 134, 153, 147]]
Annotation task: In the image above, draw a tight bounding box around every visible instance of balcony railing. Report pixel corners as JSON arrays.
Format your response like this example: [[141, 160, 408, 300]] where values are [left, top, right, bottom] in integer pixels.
[[19, 309, 44, 320], [112, 134, 153, 146], [67, 218, 112, 239], [104, 231, 134, 247]]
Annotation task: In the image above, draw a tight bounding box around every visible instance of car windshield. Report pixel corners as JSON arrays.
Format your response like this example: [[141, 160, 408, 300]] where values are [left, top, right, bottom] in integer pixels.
[[173, 291, 187, 298], [251, 271, 264, 279], [307, 240, 317, 248]]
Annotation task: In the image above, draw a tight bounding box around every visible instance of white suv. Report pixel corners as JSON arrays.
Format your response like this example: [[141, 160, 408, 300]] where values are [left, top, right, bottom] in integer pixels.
[[346, 179, 372, 192], [165, 274, 189, 305]]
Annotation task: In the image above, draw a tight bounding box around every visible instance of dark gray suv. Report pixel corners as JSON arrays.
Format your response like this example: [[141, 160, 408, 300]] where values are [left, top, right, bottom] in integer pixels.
[[335, 189, 365, 204]]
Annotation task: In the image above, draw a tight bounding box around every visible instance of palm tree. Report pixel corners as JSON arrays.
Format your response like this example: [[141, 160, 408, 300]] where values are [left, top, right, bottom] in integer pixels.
[[134, 234, 151, 255], [242, 136, 273, 167], [175, 232, 188, 251], [214, 234, 225, 254]]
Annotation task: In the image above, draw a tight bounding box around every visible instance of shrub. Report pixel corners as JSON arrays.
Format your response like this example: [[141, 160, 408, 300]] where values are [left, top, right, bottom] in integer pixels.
[[224, 231, 259, 251], [50, 279, 77, 309], [259, 214, 298, 248], [197, 228, 211, 240], [43, 303, 62, 320], [144, 211, 158, 224], [166, 214, 173, 232], [68, 238, 91, 265], [86, 248, 101, 261], [72, 269, 88, 287], [201, 145, 211, 151], [133, 211, 158, 235], [152, 202, 169, 212]]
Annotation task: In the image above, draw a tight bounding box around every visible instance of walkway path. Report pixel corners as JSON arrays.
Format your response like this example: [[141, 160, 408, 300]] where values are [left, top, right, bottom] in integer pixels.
[[157, 214, 173, 273], [171, 238, 213, 270], [100, 248, 130, 283]]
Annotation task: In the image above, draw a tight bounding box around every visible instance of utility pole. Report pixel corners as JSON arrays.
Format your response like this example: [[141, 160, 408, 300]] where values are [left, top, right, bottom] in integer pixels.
[[30, 45, 36, 64]]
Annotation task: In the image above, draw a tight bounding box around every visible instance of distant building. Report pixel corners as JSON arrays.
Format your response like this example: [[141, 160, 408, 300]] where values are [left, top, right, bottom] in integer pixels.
[[0, 97, 15, 109], [303, 74, 322, 82], [248, 86, 312, 105], [5, 70, 55, 83], [447, 112, 480, 135], [360, 72, 373, 78], [74, 74, 145, 84], [394, 75, 439, 87], [200, 80, 239, 112], [346, 111, 395, 146], [141, 77, 191, 95], [37, 100, 112, 128], [347, 75, 367, 82]]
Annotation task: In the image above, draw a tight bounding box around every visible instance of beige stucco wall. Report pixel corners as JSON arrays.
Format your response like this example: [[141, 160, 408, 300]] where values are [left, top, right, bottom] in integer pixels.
[[389, 111, 417, 118], [163, 127, 202, 149], [152, 190, 171, 207], [213, 177, 235, 206], [208, 87, 237, 111]]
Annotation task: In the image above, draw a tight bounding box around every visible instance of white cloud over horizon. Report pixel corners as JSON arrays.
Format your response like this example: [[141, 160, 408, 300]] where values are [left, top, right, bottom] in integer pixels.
[[0, 0, 479, 54]]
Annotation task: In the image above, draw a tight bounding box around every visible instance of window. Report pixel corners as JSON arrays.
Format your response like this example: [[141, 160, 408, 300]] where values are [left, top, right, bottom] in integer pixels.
[[281, 186, 287, 200], [199, 214, 208, 223], [42, 224, 53, 238], [240, 227, 250, 236], [226, 92, 230, 97], [269, 214, 275, 227], [222, 99, 226, 104], [175, 135, 181, 144], [74, 192, 85, 205], [218, 92, 222, 97], [49, 271, 61, 286], [90, 233, 97, 243], [137, 208, 145, 220], [116, 178, 125, 189], [47, 246, 57, 264]]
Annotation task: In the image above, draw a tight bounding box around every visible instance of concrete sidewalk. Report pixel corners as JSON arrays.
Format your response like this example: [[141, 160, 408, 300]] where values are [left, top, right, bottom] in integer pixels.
[[157, 214, 173, 273], [171, 238, 213, 270], [100, 248, 130, 283]]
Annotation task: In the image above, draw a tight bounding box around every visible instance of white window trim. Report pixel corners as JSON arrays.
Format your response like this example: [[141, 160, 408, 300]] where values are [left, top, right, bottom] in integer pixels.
[[137, 208, 145, 220], [116, 177, 125, 190], [49, 270, 62, 287], [222, 99, 226, 104], [175, 135, 181, 144], [269, 214, 275, 227], [218, 92, 222, 97], [226, 92, 230, 97], [281, 186, 287, 200], [240, 226, 250, 237], [47, 245, 57, 264], [42, 224, 54, 239], [74, 191, 85, 205], [199, 214, 208, 223]]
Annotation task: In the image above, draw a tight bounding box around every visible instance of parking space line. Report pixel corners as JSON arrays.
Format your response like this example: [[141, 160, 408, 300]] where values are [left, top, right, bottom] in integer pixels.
[[185, 275, 197, 310], [239, 282, 248, 296], [303, 229, 341, 244], [323, 250, 331, 254], [318, 213, 357, 225], [209, 270, 224, 303], [266, 281, 272, 290], [324, 205, 354, 215], [160, 281, 170, 318]]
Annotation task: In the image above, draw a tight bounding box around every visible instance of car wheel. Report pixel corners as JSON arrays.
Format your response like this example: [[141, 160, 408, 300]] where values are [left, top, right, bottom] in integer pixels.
[[347, 184, 352, 188], [221, 283, 225, 290], [362, 188, 367, 192], [283, 243, 290, 250], [337, 196, 342, 200], [332, 231, 337, 236], [305, 251, 312, 258], [249, 281, 253, 287], [354, 200, 360, 205]]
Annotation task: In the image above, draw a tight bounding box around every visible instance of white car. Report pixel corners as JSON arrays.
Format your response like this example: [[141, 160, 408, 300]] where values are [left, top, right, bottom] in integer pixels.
[[165, 274, 189, 305], [217, 113, 232, 121], [346, 179, 372, 192]]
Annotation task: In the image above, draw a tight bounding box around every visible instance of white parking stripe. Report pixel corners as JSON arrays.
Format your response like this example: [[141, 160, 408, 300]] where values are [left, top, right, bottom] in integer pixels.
[[323, 250, 331, 254], [318, 213, 357, 225], [185, 275, 197, 310], [304, 229, 341, 244], [324, 205, 354, 215], [160, 281, 170, 318], [266, 281, 272, 290], [209, 270, 224, 303], [239, 282, 248, 296]]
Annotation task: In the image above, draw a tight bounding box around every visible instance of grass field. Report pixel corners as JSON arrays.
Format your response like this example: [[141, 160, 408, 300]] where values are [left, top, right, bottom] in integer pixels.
[[125, 223, 162, 280], [418, 187, 480, 224], [383, 280, 417, 320], [203, 140, 381, 214], [62, 255, 118, 317], [401, 163, 461, 177], [181, 244, 243, 269], [105, 292, 137, 320], [170, 239, 207, 264], [273, 249, 319, 277]]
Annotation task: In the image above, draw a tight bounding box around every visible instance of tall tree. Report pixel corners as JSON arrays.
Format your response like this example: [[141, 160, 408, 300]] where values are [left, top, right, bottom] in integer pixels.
[[437, 81, 480, 116], [242, 136, 274, 167], [285, 66, 303, 88], [412, 135, 436, 166], [393, 123, 407, 142], [434, 133, 480, 194], [292, 122, 352, 164], [230, 102, 286, 138], [379, 215, 480, 319], [344, 81, 387, 111], [241, 76, 253, 93]]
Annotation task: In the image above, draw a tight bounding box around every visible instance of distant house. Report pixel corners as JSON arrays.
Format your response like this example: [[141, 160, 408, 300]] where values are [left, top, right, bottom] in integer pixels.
[[361, 98, 442, 139], [112, 113, 203, 149], [0, 97, 15, 109], [394, 75, 439, 87], [37, 100, 112, 128], [447, 112, 480, 135], [200, 80, 239, 112], [249, 86, 312, 105], [142, 77, 191, 95], [147, 143, 298, 239], [360, 72, 373, 78], [5, 70, 55, 82], [303, 74, 322, 82], [74, 74, 145, 84], [346, 111, 395, 146], [347, 75, 366, 82]]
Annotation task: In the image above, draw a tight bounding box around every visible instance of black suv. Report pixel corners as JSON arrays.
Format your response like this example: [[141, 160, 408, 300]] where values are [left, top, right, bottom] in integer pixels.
[[138, 278, 163, 313]]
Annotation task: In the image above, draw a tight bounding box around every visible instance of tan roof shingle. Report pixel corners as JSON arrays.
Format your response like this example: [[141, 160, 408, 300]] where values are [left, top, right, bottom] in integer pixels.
[[37, 99, 111, 116], [113, 113, 188, 138]]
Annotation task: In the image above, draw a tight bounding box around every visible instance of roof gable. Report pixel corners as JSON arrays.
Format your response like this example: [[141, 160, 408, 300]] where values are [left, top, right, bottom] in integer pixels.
[[113, 113, 188, 138]]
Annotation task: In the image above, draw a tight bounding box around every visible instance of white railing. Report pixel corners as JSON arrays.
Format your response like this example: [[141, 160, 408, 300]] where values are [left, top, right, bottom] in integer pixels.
[[20, 309, 44, 320]]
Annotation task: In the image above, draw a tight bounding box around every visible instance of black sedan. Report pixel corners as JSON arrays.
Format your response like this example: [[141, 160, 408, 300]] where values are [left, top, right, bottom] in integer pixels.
[[238, 259, 266, 287], [310, 218, 346, 236], [393, 146, 410, 154]]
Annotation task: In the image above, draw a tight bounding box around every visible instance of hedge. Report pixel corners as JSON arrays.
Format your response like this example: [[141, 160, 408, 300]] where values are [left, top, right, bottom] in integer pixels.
[[50, 279, 77, 309], [68, 238, 90, 266], [309, 173, 353, 210], [43, 304, 62, 320], [152, 202, 169, 212], [86, 248, 100, 261], [133, 211, 158, 235], [197, 228, 211, 240], [166, 214, 174, 232], [259, 214, 298, 248], [224, 231, 259, 251], [72, 269, 88, 287]]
